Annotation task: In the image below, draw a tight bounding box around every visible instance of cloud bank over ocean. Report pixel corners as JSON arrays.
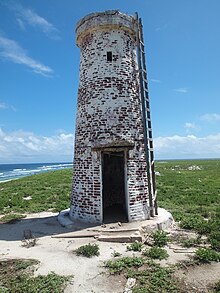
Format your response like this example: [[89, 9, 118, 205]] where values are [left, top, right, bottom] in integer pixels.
[[0, 128, 219, 163], [0, 128, 74, 163]]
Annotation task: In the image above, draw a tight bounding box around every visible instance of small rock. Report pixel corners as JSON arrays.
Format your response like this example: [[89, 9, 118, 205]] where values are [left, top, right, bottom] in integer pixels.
[[124, 278, 136, 293]]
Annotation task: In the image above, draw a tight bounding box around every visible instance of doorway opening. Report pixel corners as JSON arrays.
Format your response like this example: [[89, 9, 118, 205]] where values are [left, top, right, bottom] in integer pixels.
[[102, 151, 128, 223]]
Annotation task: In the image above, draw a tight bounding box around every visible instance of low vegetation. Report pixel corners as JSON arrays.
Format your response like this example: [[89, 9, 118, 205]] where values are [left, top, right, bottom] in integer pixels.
[[0, 259, 70, 292], [127, 241, 143, 252], [156, 159, 220, 252], [180, 235, 202, 248], [0, 169, 72, 216], [150, 230, 169, 247], [105, 257, 177, 292], [128, 262, 177, 293], [213, 280, 220, 292], [194, 248, 220, 263], [75, 243, 100, 257], [142, 246, 169, 260], [105, 257, 145, 274], [111, 251, 122, 257], [0, 213, 26, 223]]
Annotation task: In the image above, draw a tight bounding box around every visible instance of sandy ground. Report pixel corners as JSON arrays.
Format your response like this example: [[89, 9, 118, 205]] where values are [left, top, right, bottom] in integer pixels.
[[0, 212, 220, 292], [0, 212, 131, 292]]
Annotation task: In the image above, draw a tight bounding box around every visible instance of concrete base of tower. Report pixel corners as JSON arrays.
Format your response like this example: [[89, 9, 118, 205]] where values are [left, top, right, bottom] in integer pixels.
[[58, 207, 174, 233]]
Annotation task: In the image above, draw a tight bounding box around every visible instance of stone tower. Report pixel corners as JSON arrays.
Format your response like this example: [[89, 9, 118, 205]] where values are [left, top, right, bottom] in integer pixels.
[[70, 10, 156, 223]]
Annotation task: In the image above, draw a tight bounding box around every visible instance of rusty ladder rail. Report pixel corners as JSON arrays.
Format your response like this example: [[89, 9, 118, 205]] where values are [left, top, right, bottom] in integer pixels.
[[135, 13, 158, 216]]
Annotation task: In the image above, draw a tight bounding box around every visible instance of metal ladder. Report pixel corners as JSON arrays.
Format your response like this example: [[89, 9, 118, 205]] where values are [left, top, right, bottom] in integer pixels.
[[135, 13, 158, 217]]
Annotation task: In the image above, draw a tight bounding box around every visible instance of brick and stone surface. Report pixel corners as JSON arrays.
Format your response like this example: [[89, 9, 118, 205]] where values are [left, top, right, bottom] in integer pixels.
[[70, 10, 155, 223]]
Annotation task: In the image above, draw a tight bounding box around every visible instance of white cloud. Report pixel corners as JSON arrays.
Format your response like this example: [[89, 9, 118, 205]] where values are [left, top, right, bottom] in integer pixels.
[[0, 103, 7, 109], [200, 113, 220, 122], [184, 122, 199, 133], [184, 122, 197, 129], [173, 88, 188, 93], [151, 79, 161, 83], [0, 128, 74, 163], [13, 3, 60, 39], [154, 133, 220, 159], [0, 101, 16, 111], [16, 18, 26, 31], [0, 35, 53, 77], [1, 128, 219, 163]]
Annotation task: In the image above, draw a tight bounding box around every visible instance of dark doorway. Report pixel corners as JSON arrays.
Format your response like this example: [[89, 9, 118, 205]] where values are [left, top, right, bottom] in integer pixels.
[[102, 151, 127, 223]]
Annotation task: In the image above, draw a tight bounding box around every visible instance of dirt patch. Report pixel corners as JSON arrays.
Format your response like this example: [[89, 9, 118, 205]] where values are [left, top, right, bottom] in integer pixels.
[[175, 263, 220, 292]]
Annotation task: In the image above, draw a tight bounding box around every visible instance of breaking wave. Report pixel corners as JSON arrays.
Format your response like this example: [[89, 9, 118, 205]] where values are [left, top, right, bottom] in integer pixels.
[[0, 162, 73, 182]]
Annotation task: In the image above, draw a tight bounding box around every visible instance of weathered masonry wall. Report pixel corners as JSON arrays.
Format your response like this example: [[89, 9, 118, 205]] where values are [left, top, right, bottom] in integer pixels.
[[70, 11, 153, 223]]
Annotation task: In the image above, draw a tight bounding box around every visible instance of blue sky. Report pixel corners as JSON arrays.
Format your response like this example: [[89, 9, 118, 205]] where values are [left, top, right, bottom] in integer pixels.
[[0, 0, 220, 163]]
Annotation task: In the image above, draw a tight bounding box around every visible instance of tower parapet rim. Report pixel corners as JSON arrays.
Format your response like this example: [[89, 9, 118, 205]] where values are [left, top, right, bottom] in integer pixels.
[[76, 10, 137, 47]]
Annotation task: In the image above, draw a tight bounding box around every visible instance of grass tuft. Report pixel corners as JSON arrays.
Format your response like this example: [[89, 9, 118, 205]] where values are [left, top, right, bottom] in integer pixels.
[[127, 241, 143, 252], [151, 230, 169, 247], [75, 243, 100, 257], [142, 246, 169, 260]]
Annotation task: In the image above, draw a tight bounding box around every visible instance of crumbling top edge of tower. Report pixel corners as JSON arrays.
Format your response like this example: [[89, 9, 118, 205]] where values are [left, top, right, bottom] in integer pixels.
[[75, 10, 137, 47]]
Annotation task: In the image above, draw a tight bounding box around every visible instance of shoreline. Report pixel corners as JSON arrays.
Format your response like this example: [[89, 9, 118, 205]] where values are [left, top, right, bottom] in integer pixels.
[[0, 178, 19, 184]]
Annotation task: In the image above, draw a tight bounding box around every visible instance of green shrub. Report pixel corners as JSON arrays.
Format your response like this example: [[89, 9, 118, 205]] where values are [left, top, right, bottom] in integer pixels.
[[75, 243, 100, 257], [194, 248, 220, 263], [105, 257, 144, 274], [0, 259, 70, 292], [142, 247, 169, 260], [127, 241, 143, 252], [180, 216, 212, 235], [209, 231, 220, 252], [151, 230, 169, 247], [111, 251, 122, 257], [10, 272, 70, 293], [127, 260, 177, 293]]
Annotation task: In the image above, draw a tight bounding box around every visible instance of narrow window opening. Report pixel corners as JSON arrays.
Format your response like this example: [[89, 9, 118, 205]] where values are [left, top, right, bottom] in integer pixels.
[[107, 51, 112, 62]]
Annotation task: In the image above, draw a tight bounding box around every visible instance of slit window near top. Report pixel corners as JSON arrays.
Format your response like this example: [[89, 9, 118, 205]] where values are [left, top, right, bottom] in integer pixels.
[[107, 51, 112, 62]]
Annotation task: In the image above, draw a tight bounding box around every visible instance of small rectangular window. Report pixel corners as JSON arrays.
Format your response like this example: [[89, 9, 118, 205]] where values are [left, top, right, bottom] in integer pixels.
[[107, 51, 112, 62]]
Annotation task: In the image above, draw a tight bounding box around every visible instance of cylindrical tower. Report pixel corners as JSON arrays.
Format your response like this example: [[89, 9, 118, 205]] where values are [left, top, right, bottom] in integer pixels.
[[70, 10, 155, 223]]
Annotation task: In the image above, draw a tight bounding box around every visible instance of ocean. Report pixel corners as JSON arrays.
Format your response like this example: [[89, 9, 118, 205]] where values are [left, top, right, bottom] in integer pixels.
[[0, 162, 73, 182]]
